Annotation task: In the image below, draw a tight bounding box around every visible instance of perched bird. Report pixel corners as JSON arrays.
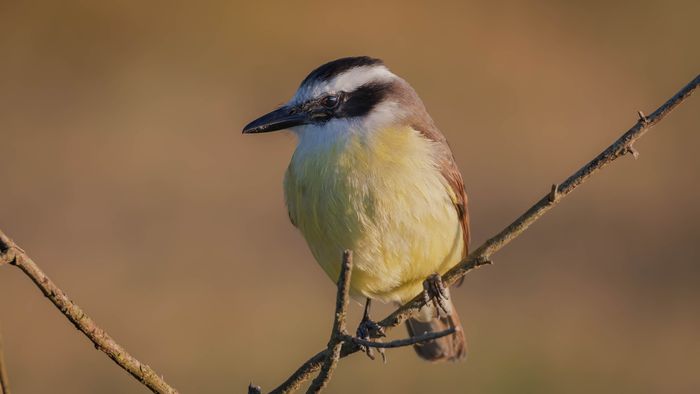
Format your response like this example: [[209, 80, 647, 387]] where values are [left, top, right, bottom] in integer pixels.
[[243, 56, 469, 362]]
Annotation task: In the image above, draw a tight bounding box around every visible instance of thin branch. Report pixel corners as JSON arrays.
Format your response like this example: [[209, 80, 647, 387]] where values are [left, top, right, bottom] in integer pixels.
[[344, 327, 456, 349], [269, 351, 330, 394], [307, 343, 341, 394], [329, 250, 353, 338], [306, 250, 353, 394], [0, 327, 10, 394], [0, 231, 178, 394], [381, 74, 700, 330], [269, 73, 700, 392]]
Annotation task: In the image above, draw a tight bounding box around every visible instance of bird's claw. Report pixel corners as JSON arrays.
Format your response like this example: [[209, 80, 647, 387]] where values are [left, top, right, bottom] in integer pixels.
[[356, 318, 386, 340], [356, 316, 386, 361], [422, 273, 451, 317]]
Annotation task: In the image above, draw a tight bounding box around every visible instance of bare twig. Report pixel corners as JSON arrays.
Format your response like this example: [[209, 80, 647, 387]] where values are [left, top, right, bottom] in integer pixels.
[[306, 250, 353, 394], [0, 231, 178, 394], [307, 344, 341, 394], [269, 351, 331, 394], [0, 327, 10, 394], [382, 74, 700, 330], [344, 327, 456, 349], [269, 74, 700, 392]]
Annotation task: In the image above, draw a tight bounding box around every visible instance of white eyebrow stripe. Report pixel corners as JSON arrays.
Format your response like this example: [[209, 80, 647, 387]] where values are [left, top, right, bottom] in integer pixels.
[[291, 65, 396, 105], [327, 65, 396, 92]]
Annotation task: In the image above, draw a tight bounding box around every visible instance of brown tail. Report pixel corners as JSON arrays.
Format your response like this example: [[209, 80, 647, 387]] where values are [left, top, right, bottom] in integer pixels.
[[405, 297, 467, 362]]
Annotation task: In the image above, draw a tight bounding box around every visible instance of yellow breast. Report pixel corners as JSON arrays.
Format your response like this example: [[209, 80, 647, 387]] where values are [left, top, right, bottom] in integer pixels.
[[284, 125, 464, 303]]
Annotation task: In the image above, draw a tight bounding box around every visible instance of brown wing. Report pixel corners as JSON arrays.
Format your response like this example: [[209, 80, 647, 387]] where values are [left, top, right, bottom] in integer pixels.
[[411, 121, 470, 259], [438, 148, 470, 257]]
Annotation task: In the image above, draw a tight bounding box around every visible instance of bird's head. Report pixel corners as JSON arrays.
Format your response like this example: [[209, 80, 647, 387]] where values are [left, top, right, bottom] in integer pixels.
[[242, 56, 426, 139]]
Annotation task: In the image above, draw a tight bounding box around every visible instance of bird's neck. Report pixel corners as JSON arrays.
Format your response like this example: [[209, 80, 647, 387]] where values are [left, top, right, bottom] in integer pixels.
[[289, 121, 436, 181]]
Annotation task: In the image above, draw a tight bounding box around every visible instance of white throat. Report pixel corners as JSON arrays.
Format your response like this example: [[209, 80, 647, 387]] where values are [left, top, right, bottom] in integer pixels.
[[291, 99, 405, 154]]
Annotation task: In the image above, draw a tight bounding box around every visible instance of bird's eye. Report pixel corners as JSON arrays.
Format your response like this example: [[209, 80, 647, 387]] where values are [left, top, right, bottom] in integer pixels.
[[320, 95, 339, 109]]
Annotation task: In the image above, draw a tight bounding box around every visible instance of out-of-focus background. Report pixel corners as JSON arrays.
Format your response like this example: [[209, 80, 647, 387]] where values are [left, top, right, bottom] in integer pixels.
[[1, 1, 699, 393]]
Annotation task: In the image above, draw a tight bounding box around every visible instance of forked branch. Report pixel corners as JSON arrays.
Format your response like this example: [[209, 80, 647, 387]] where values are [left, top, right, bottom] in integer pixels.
[[258, 250, 457, 394], [268, 73, 700, 393], [306, 250, 353, 393]]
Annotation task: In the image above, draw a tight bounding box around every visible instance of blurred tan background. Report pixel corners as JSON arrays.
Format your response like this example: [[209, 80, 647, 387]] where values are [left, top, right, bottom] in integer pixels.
[[1, 1, 699, 393]]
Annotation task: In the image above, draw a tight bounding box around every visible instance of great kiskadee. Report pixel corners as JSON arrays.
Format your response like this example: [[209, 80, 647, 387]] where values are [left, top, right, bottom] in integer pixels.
[[243, 56, 469, 361]]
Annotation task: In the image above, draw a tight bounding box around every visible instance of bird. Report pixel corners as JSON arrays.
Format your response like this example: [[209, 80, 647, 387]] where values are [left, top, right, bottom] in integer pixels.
[[242, 56, 469, 362]]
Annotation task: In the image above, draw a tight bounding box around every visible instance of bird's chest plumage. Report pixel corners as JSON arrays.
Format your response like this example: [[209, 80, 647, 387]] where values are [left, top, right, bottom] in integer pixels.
[[284, 126, 463, 303]]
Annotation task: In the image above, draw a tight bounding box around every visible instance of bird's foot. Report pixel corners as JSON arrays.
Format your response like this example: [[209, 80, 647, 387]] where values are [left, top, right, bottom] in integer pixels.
[[356, 302, 386, 362], [356, 317, 386, 341], [422, 273, 451, 317]]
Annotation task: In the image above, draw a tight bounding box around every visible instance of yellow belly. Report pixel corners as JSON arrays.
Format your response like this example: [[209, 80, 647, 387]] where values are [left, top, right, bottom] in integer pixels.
[[284, 125, 464, 303]]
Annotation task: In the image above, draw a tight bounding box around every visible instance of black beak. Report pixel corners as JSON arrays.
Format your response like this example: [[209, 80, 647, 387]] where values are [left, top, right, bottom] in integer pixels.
[[242, 106, 308, 134]]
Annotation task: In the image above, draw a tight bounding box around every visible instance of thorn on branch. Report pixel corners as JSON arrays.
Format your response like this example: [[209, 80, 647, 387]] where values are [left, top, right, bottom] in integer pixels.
[[638, 110, 649, 124], [248, 383, 262, 394], [548, 184, 560, 203], [625, 144, 640, 160]]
